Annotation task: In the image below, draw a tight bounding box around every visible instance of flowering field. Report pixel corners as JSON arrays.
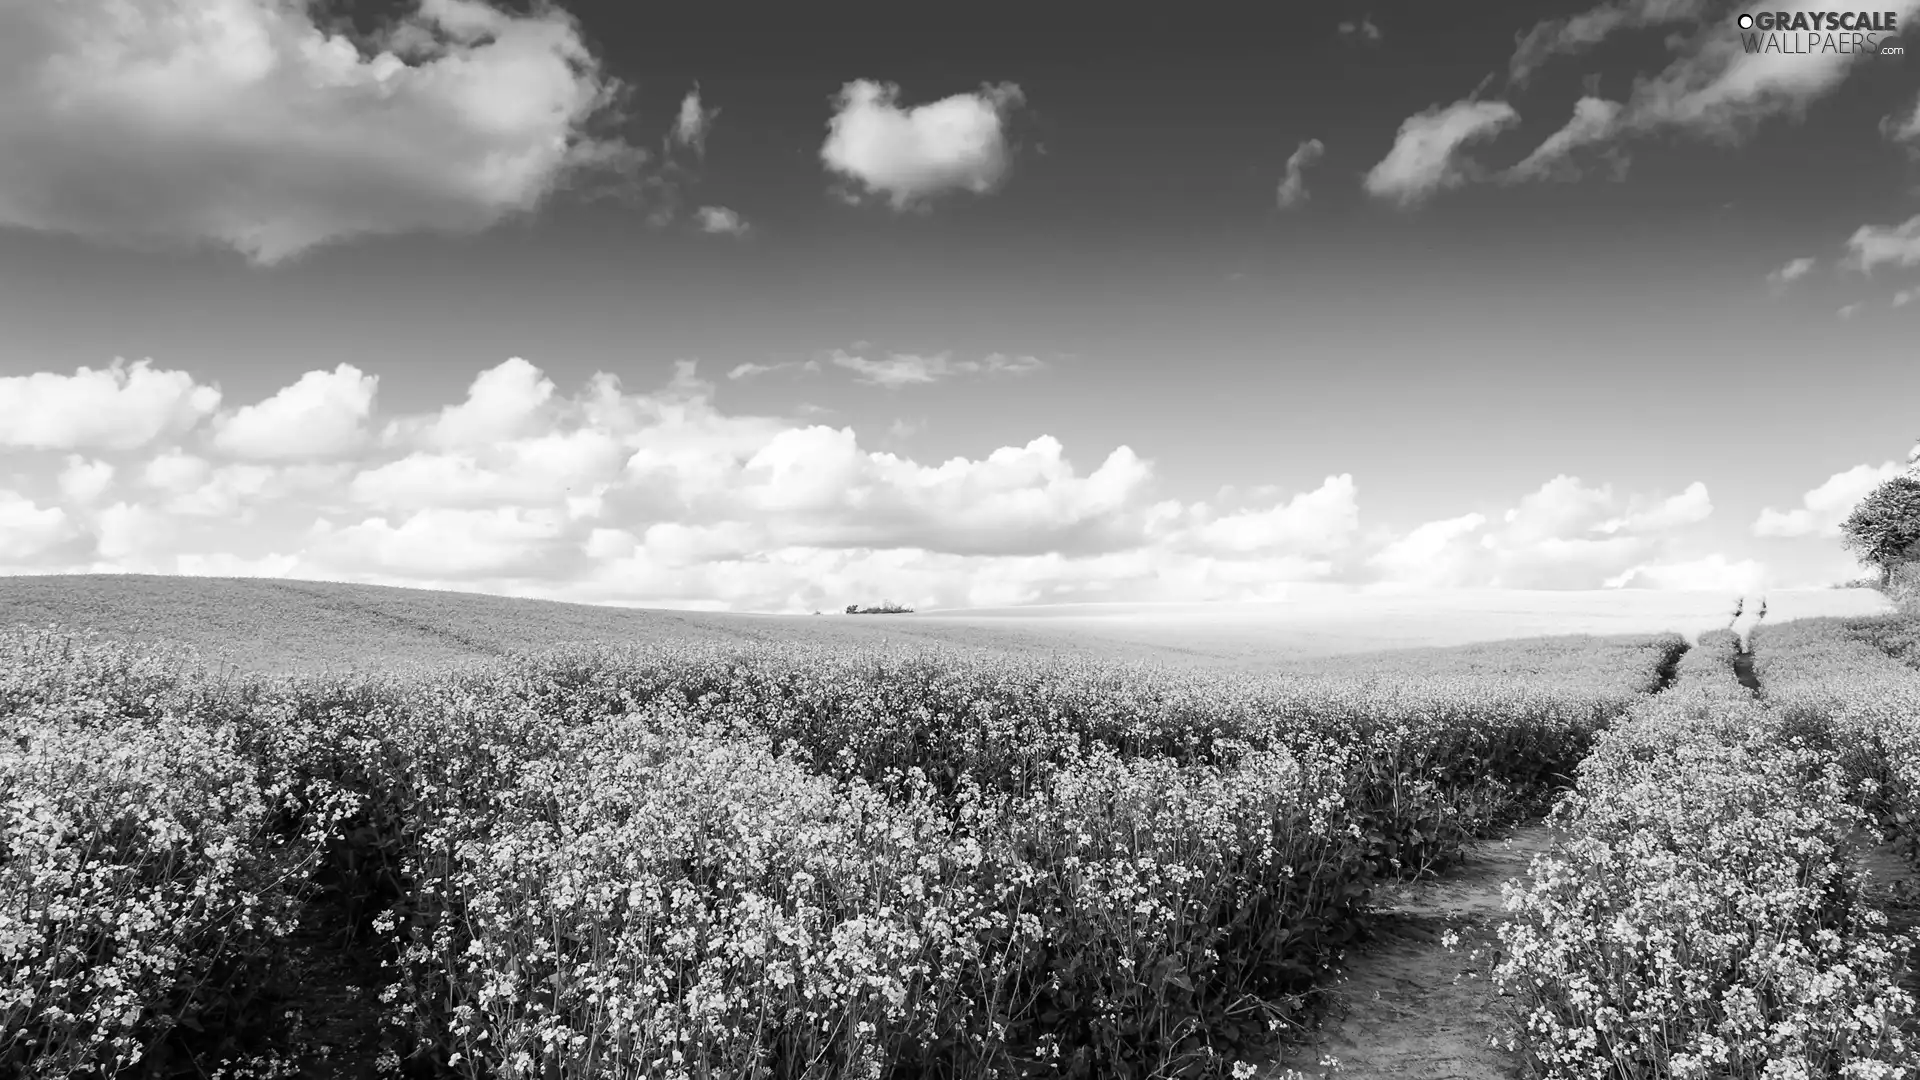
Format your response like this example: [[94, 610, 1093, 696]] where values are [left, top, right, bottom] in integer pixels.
[[1754, 615, 1920, 864], [1496, 623, 1920, 1078], [0, 628, 1691, 1079]]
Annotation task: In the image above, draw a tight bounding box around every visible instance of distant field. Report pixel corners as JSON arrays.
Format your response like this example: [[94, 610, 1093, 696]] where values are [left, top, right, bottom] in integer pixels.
[[0, 573, 1893, 673]]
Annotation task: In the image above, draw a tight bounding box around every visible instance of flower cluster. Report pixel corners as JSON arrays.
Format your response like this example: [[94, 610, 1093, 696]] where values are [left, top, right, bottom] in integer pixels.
[[1496, 629, 1920, 1078], [0, 632, 340, 1077]]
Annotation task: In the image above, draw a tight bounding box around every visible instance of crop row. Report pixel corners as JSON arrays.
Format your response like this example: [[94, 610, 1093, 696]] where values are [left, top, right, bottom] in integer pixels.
[[1754, 616, 1920, 860], [1497, 629, 1920, 1078], [1, 630, 1683, 1078]]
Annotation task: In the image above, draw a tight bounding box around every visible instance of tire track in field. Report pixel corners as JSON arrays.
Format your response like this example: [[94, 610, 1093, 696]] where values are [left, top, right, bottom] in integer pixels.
[[1264, 822, 1554, 1080], [1266, 638, 1700, 1079]]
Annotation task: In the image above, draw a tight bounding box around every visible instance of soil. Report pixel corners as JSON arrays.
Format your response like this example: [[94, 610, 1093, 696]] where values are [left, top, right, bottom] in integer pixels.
[[1856, 835, 1920, 1035], [1266, 823, 1564, 1080], [1264, 824, 1920, 1080], [272, 900, 388, 1080]]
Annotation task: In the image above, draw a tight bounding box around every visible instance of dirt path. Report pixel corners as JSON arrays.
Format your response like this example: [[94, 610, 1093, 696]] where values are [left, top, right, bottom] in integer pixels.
[[1266, 823, 1562, 1080], [1731, 648, 1761, 694], [1856, 836, 1920, 1035]]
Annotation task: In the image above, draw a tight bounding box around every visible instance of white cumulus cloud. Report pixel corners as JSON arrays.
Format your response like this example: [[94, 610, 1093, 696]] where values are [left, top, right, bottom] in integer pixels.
[[0, 354, 1763, 609], [389, 357, 557, 450], [311, 506, 573, 578], [821, 81, 1025, 209], [1370, 476, 1720, 590], [0, 493, 74, 563], [213, 364, 378, 460], [1607, 553, 1767, 592], [1754, 459, 1912, 537], [1166, 476, 1362, 557], [0, 0, 637, 264], [56, 457, 116, 506], [0, 360, 220, 451]]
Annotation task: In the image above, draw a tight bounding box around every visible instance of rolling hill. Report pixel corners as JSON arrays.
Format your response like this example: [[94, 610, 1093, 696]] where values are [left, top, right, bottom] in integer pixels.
[[0, 573, 1894, 674]]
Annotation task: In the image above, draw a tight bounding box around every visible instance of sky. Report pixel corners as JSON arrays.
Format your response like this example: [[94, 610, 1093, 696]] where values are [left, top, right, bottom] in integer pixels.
[[1, 0, 1918, 612]]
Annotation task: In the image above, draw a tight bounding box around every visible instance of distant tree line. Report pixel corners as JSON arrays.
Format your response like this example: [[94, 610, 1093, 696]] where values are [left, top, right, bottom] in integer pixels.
[[845, 601, 915, 615]]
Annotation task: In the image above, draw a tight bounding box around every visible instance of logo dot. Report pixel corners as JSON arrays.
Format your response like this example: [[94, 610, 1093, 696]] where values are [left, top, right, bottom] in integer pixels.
[[1737, 13, 1753, 28]]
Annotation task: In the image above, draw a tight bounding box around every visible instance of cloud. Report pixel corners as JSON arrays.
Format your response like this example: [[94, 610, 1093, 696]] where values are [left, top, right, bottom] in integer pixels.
[[1895, 287, 1919, 307], [1754, 459, 1912, 537], [1505, 97, 1626, 181], [0, 355, 1753, 609], [311, 506, 575, 578], [672, 86, 720, 157], [0, 493, 75, 564], [723, 431, 1156, 557], [1508, 0, 1713, 85], [1768, 256, 1817, 286], [93, 500, 181, 562], [1845, 214, 1920, 273], [828, 350, 1046, 389], [212, 364, 378, 460], [1369, 476, 1721, 589], [1369, 514, 1490, 587], [1604, 481, 1714, 532], [1338, 16, 1383, 42], [1607, 553, 1767, 592], [821, 81, 1026, 208], [1364, 100, 1520, 207], [695, 206, 751, 236], [0, 359, 220, 451], [1162, 476, 1362, 557], [137, 453, 343, 518], [1837, 302, 1867, 320], [0, 0, 637, 264], [727, 359, 821, 381], [388, 357, 557, 450], [1500, 0, 1920, 182], [1623, 0, 1920, 141], [1276, 139, 1326, 209], [57, 457, 115, 506], [350, 429, 625, 511], [1887, 93, 1920, 145]]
